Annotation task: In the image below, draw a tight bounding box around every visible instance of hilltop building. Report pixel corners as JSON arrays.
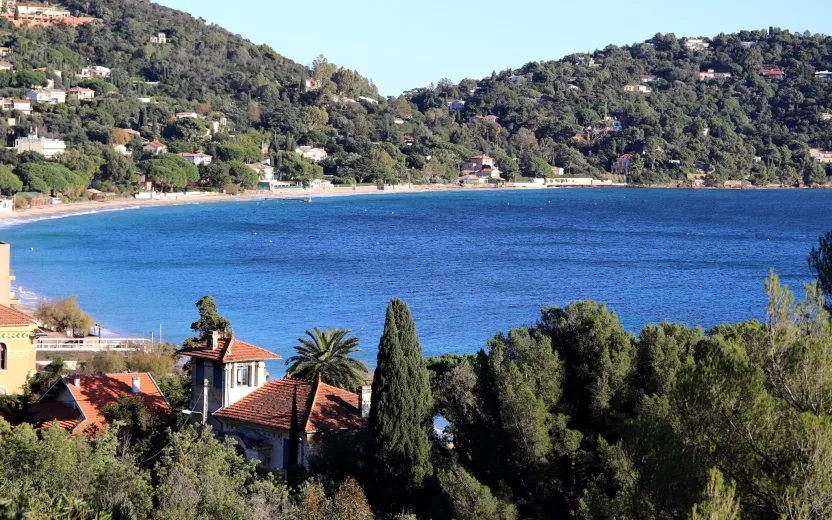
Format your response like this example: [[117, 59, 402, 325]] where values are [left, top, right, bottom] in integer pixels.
[[15, 132, 66, 157], [682, 37, 710, 51], [0, 242, 38, 396], [14, 2, 70, 18]]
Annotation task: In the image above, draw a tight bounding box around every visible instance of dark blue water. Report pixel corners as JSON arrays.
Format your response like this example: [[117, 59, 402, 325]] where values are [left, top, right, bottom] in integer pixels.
[[1, 189, 829, 375]]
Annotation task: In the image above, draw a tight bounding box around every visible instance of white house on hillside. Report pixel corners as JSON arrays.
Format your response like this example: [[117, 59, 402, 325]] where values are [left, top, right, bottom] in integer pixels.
[[16, 133, 66, 157], [295, 146, 327, 162]]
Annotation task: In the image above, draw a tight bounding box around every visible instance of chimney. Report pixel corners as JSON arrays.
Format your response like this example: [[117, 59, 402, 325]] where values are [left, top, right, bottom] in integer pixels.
[[210, 330, 220, 350], [73, 375, 80, 387], [359, 386, 371, 418], [132, 376, 141, 394]]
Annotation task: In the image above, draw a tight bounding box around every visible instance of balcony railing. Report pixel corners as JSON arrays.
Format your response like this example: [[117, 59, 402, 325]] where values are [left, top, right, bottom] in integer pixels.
[[35, 337, 153, 352]]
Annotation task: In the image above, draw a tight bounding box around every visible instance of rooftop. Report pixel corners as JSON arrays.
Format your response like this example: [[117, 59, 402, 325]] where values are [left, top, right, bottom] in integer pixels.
[[32, 373, 170, 434], [0, 304, 34, 327], [213, 376, 365, 433], [179, 335, 281, 363]]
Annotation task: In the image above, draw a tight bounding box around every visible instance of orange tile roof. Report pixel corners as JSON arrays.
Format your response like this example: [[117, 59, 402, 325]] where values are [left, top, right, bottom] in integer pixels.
[[0, 305, 34, 327], [34, 373, 170, 434], [213, 377, 366, 433], [180, 336, 281, 363]]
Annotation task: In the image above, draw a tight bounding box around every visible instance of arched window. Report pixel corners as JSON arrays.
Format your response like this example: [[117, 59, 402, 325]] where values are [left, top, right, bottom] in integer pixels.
[[0, 343, 6, 370]]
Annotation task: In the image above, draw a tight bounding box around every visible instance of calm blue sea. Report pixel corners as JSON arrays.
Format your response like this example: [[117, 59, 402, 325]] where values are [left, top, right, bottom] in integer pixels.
[[1, 188, 829, 374]]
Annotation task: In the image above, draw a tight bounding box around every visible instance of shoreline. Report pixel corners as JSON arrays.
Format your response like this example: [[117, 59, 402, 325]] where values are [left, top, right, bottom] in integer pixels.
[[0, 182, 826, 225]]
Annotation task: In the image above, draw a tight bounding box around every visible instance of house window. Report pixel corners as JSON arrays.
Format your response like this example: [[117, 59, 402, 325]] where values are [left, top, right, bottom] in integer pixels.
[[194, 359, 204, 384], [213, 362, 222, 388], [0, 343, 6, 370], [236, 365, 251, 387]]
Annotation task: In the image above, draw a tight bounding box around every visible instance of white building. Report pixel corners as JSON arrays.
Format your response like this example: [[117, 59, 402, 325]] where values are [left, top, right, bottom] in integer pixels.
[[15, 133, 66, 157], [357, 95, 378, 105], [76, 66, 111, 79], [446, 99, 466, 111], [150, 32, 167, 44], [248, 163, 275, 180], [178, 152, 212, 166], [682, 37, 710, 51], [0, 98, 31, 114], [15, 2, 70, 17], [175, 111, 200, 120], [295, 146, 328, 162], [0, 199, 12, 213], [26, 89, 66, 104], [623, 84, 652, 94], [699, 69, 732, 81]]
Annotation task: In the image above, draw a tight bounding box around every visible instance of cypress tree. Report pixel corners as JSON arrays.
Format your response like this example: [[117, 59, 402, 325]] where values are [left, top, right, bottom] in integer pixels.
[[369, 298, 433, 504], [288, 384, 301, 487]]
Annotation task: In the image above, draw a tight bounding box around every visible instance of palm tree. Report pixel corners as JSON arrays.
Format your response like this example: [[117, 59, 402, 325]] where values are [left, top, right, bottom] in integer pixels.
[[286, 328, 368, 390]]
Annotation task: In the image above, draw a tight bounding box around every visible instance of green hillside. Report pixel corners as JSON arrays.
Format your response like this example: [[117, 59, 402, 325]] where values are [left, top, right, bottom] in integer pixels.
[[0, 1, 830, 198]]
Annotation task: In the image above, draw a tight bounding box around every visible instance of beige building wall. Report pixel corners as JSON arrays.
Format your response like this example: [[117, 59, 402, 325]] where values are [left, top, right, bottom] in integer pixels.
[[0, 325, 37, 395], [0, 242, 18, 308]]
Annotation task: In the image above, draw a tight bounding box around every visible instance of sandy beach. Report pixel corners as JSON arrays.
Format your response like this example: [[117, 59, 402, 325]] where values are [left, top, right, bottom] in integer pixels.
[[0, 183, 485, 222]]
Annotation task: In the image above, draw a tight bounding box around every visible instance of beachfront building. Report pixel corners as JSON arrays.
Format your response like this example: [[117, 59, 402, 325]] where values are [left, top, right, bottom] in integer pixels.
[[612, 154, 634, 175], [15, 133, 66, 157], [249, 163, 275, 180], [809, 148, 832, 164], [295, 146, 327, 162], [0, 242, 38, 396], [178, 152, 213, 166], [459, 155, 503, 183], [68, 87, 95, 101], [29, 373, 170, 434]]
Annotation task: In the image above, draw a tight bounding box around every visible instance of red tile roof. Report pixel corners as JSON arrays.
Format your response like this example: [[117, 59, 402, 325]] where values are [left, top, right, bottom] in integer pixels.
[[213, 377, 366, 433], [0, 305, 34, 327], [33, 373, 170, 434], [179, 336, 281, 363]]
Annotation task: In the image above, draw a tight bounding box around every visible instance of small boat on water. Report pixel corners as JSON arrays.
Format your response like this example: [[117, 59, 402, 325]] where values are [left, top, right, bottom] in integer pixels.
[[302, 197, 312, 203]]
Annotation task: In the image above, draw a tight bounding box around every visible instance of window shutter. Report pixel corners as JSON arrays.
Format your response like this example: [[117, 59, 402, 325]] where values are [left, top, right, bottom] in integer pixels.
[[213, 362, 222, 388], [194, 359, 204, 384]]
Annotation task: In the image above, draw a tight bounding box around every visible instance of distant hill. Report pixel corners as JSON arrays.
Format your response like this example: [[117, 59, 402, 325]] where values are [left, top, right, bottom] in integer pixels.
[[0, 2, 829, 196]]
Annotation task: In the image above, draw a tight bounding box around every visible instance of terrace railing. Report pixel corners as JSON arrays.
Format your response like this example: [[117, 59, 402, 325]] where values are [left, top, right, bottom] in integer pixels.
[[35, 337, 153, 352]]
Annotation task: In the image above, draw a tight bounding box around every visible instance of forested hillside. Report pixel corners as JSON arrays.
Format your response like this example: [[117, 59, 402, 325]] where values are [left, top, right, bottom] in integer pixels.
[[0, 0, 830, 198]]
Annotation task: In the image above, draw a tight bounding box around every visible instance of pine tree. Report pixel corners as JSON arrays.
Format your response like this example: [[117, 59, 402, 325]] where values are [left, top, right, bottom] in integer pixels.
[[369, 298, 433, 506]]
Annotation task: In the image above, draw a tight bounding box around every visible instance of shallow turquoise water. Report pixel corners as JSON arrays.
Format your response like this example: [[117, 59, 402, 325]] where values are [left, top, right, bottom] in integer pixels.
[[1, 188, 830, 374]]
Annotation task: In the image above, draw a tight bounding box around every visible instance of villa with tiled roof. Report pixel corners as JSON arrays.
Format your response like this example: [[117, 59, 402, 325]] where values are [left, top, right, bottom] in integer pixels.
[[29, 373, 170, 434], [180, 331, 369, 470]]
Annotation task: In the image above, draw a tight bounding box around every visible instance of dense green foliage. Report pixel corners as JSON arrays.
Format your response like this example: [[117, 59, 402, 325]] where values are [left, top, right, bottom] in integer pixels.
[[286, 328, 369, 390], [0, 2, 829, 197], [369, 299, 433, 512]]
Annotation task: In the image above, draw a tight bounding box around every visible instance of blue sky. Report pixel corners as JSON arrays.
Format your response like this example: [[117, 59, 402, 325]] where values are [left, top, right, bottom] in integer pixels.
[[158, 0, 829, 96]]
